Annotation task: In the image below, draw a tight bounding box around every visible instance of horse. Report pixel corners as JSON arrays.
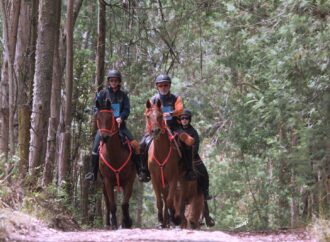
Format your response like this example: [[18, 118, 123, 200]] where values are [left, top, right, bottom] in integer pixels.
[[95, 99, 136, 229], [173, 159, 205, 229], [144, 99, 194, 228]]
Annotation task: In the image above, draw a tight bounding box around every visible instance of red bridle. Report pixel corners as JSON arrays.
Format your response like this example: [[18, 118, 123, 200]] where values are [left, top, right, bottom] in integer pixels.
[[145, 108, 166, 135], [146, 107, 177, 188], [96, 109, 118, 137], [152, 130, 177, 188], [99, 139, 132, 192], [97, 109, 132, 192]]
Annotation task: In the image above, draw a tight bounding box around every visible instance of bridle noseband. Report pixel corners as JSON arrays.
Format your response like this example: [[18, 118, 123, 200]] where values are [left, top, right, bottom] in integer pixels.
[[97, 109, 118, 137]]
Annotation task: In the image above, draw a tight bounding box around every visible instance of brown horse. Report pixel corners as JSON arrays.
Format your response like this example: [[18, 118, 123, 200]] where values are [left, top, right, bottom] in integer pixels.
[[173, 159, 205, 229], [96, 99, 136, 229], [144, 99, 194, 228]]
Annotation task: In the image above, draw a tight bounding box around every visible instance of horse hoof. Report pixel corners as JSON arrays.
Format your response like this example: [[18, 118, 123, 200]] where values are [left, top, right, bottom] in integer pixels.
[[205, 217, 215, 227], [122, 218, 133, 229], [111, 225, 118, 230], [172, 216, 181, 226], [157, 223, 165, 229]]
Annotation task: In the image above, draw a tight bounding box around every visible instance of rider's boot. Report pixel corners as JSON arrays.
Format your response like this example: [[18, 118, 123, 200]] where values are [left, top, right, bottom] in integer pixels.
[[138, 136, 151, 182], [130, 140, 150, 182], [85, 153, 99, 182]]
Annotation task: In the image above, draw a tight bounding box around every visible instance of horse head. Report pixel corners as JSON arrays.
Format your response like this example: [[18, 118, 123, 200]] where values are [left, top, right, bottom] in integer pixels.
[[145, 99, 166, 139], [96, 98, 117, 143]]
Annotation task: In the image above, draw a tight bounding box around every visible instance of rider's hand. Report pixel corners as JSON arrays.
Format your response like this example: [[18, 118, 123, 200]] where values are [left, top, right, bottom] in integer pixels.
[[163, 113, 171, 118], [116, 117, 122, 125]]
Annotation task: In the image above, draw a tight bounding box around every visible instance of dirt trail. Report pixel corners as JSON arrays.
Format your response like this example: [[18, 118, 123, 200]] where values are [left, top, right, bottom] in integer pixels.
[[0, 210, 315, 242]]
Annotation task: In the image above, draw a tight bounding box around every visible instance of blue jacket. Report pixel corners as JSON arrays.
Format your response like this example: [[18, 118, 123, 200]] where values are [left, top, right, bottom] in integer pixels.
[[96, 87, 130, 121]]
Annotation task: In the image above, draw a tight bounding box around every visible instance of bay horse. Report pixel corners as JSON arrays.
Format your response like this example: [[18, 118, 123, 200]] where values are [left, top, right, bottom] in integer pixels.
[[96, 99, 136, 229], [144, 99, 194, 228]]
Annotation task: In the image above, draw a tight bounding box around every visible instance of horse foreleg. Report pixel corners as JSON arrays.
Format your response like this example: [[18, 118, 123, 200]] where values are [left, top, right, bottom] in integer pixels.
[[165, 179, 177, 227], [151, 177, 164, 228], [103, 185, 111, 227], [121, 183, 133, 228], [104, 180, 117, 230], [178, 182, 188, 229]]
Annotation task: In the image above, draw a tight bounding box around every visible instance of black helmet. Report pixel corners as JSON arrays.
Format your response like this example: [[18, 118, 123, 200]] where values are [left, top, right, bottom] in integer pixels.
[[180, 109, 192, 118], [107, 69, 122, 82], [155, 74, 171, 84]]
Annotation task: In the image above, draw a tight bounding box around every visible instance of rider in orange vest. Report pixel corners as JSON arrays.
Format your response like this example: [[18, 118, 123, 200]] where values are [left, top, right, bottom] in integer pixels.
[[139, 74, 197, 182]]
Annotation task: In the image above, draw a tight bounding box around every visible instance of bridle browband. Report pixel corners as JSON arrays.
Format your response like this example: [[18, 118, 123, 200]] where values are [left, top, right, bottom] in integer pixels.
[[97, 109, 118, 137]]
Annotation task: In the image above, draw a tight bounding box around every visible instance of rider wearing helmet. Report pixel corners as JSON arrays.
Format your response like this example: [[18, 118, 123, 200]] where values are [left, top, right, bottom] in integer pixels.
[[85, 69, 149, 182], [139, 74, 197, 182], [179, 109, 215, 227]]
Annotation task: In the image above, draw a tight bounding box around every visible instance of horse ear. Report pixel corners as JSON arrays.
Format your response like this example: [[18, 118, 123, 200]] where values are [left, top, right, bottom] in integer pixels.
[[106, 99, 112, 109], [146, 99, 152, 109], [156, 99, 162, 109]]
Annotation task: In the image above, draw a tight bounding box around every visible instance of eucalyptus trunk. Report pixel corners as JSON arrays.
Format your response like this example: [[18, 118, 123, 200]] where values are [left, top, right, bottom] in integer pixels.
[[28, 0, 57, 178], [0, 0, 20, 163], [58, 0, 74, 189], [15, 0, 38, 177], [42, 0, 62, 187]]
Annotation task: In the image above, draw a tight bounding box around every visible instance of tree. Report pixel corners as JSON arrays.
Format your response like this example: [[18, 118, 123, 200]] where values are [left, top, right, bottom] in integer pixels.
[[28, 0, 58, 179]]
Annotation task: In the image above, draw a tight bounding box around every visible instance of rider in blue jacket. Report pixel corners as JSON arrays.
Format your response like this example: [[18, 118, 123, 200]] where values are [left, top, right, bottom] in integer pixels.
[[85, 69, 149, 182]]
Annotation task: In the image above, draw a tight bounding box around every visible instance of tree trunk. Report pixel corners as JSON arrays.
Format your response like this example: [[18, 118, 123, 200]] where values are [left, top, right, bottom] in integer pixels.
[[58, 0, 74, 189], [81, 154, 89, 224], [15, 0, 38, 177], [95, 0, 106, 92], [0, 0, 20, 163], [136, 182, 144, 227], [42, 0, 62, 187], [28, 0, 58, 179], [278, 124, 290, 227]]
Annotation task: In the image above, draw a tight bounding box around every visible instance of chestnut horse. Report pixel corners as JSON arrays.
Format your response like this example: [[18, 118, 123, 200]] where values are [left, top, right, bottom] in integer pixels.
[[173, 159, 205, 229], [144, 99, 194, 228], [96, 99, 136, 229]]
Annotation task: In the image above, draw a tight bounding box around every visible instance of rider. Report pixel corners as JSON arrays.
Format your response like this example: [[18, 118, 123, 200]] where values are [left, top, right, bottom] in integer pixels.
[[179, 109, 215, 226], [85, 69, 149, 182], [139, 73, 197, 182]]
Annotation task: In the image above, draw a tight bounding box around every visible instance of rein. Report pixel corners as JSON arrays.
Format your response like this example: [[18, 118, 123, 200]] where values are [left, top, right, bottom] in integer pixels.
[[99, 138, 132, 192], [152, 129, 177, 188], [97, 109, 118, 137]]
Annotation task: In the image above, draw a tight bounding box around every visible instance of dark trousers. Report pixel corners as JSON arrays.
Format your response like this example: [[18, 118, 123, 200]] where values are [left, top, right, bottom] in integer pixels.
[[195, 161, 209, 192]]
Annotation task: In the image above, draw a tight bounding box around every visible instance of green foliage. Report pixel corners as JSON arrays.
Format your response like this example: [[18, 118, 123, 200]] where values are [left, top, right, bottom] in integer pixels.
[[10, 0, 327, 230]]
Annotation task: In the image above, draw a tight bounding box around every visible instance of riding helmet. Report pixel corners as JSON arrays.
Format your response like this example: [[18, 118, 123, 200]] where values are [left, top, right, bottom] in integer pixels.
[[155, 74, 171, 84], [180, 109, 192, 119], [107, 69, 122, 82]]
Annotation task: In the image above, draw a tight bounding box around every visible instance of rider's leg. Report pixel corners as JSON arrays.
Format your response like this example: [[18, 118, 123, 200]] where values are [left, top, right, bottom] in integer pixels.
[[130, 140, 150, 182], [122, 127, 150, 182], [85, 130, 100, 182], [195, 161, 212, 200], [139, 134, 151, 182], [180, 143, 197, 181]]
